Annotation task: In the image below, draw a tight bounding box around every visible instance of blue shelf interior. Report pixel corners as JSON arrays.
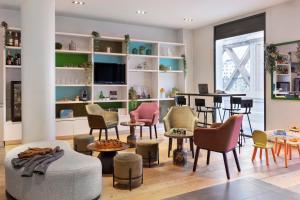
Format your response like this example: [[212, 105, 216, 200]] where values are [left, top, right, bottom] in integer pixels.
[[56, 86, 89, 101], [128, 41, 153, 55], [159, 58, 181, 71], [94, 54, 124, 64]]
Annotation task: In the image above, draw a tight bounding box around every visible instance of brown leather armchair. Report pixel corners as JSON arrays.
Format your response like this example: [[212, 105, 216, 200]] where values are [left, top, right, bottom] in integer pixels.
[[193, 115, 243, 180], [86, 104, 119, 140]]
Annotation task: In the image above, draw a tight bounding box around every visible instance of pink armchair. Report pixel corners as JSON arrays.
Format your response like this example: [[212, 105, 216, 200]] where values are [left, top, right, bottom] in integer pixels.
[[130, 102, 159, 139], [193, 115, 243, 180]]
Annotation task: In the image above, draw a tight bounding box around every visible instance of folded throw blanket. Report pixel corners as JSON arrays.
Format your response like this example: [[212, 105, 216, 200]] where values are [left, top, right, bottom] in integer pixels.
[[11, 146, 64, 177]]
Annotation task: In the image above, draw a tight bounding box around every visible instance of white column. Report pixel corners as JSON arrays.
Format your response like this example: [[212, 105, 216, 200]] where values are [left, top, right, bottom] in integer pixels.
[[21, 0, 55, 143]]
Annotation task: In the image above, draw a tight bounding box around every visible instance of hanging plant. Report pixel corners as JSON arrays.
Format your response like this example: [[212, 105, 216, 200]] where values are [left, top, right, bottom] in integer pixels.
[[265, 44, 283, 74], [1, 21, 8, 29], [124, 34, 130, 54], [181, 54, 187, 79]]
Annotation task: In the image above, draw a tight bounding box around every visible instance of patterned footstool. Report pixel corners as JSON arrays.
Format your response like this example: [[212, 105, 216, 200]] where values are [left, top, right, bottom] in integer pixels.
[[136, 141, 159, 167]]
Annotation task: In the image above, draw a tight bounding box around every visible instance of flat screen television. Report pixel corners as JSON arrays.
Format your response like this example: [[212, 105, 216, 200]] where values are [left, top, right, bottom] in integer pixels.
[[94, 62, 126, 84]]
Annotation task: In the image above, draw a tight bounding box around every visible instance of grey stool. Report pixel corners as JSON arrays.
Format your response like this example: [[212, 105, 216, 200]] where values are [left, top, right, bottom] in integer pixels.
[[136, 141, 159, 167], [73, 135, 94, 155], [113, 153, 143, 191]]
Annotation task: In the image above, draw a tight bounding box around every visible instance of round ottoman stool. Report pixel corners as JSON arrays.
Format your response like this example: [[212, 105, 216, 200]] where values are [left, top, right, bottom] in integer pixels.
[[74, 135, 94, 155], [136, 140, 159, 167], [113, 153, 143, 190]]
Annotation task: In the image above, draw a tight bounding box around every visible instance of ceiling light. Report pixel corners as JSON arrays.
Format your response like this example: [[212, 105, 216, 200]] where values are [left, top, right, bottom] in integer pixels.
[[184, 18, 194, 22], [136, 10, 147, 15], [72, 1, 85, 5]]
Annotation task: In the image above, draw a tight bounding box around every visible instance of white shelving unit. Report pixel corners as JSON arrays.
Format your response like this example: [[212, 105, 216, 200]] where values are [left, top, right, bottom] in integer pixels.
[[0, 27, 186, 142]]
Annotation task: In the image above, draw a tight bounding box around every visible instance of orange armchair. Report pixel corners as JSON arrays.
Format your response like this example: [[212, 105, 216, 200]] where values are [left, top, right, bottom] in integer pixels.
[[193, 115, 243, 180]]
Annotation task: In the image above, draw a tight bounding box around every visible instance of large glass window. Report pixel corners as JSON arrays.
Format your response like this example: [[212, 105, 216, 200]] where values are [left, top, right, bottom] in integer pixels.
[[215, 31, 265, 136]]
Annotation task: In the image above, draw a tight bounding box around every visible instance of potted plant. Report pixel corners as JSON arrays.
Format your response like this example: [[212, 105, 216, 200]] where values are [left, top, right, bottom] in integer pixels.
[[79, 61, 93, 85], [265, 44, 283, 74], [124, 34, 130, 54], [181, 54, 187, 79], [139, 46, 146, 55]]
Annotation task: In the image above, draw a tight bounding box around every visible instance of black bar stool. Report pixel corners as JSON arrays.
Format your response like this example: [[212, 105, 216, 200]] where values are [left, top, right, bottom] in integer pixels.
[[222, 97, 241, 122], [205, 96, 223, 123], [195, 99, 214, 127], [174, 96, 186, 106]]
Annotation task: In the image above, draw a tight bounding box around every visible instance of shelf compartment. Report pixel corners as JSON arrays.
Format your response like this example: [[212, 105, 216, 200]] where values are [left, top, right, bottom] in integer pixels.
[[93, 86, 127, 102], [159, 72, 185, 99], [55, 50, 92, 54], [94, 39, 125, 54], [159, 43, 185, 57], [159, 58, 183, 71], [128, 41, 158, 56], [94, 52, 126, 56], [94, 54, 126, 64]]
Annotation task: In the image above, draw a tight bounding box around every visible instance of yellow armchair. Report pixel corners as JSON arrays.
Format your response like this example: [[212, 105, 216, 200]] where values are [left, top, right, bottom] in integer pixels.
[[163, 106, 198, 157]]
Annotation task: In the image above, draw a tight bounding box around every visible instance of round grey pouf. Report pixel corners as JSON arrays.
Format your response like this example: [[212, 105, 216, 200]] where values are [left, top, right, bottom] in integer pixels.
[[113, 153, 143, 190], [74, 135, 94, 155], [136, 141, 159, 167]]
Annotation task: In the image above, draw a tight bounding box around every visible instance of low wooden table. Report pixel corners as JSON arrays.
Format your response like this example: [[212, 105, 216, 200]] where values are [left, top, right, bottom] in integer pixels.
[[164, 130, 194, 166], [87, 142, 129, 174], [120, 121, 145, 148]]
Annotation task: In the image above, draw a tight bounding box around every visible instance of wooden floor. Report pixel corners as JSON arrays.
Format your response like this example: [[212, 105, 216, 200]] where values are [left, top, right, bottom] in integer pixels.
[[1, 125, 300, 200]]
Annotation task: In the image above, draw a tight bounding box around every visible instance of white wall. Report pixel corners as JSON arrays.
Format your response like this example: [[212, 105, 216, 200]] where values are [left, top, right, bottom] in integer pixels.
[[193, 0, 300, 130], [0, 8, 180, 42]]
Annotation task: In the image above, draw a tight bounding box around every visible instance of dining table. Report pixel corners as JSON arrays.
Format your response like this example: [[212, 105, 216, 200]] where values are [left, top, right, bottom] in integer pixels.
[[267, 130, 300, 168]]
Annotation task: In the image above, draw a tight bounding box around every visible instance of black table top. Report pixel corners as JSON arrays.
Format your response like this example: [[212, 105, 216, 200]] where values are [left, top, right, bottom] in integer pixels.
[[176, 92, 246, 97]]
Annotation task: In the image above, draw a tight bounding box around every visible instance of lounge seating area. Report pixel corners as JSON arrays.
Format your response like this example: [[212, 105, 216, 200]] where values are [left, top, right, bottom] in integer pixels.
[[1, 0, 300, 200]]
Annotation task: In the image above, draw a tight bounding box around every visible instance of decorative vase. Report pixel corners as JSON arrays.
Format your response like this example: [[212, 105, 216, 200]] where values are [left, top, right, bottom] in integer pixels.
[[146, 49, 152, 55], [132, 48, 138, 54], [69, 40, 76, 51], [139, 46, 145, 55]]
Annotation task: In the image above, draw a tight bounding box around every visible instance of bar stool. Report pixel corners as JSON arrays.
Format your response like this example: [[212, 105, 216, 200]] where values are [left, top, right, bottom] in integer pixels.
[[205, 96, 223, 122], [232, 99, 253, 149], [195, 98, 214, 127], [174, 96, 186, 106], [222, 97, 241, 122]]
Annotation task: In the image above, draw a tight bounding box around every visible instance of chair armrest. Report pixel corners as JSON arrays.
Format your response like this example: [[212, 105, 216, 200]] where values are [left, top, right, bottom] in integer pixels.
[[152, 111, 159, 125], [104, 111, 118, 123], [210, 123, 223, 128], [130, 110, 139, 122], [87, 115, 106, 129], [163, 117, 171, 132]]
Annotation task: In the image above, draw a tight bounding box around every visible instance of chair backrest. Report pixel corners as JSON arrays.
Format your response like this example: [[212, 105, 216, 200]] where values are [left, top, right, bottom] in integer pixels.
[[241, 99, 253, 113], [214, 96, 222, 108], [136, 102, 159, 119], [230, 97, 242, 109], [198, 84, 209, 94], [195, 98, 205, 112], [219, 114, 243, 151], [252, 130, 267, 147], [166, 106, 196, 131], [85, 104, 105, 116], [174, 96, 186, 106]]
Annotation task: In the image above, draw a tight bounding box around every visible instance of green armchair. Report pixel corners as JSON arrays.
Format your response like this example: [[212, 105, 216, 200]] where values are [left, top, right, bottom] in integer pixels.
[[163, 106, 198, 157], [86, 104, 119, 140]]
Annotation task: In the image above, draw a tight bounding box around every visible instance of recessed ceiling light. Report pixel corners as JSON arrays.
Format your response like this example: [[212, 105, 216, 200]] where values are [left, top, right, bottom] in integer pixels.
[[184, 18, 194, 22], [136, 10, 147, 15], [72, 1, 85, 5]]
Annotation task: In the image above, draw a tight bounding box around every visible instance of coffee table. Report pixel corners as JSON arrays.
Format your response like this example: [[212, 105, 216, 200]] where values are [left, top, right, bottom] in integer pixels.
[[120, 121, 145, 147], [164, 130, 194, 166], [87, 142, 129, 174]]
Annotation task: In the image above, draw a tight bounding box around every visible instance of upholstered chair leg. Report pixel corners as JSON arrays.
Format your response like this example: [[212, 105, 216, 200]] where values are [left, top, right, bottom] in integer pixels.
[[105, 129, 108, 140], [89, 128, 93, 135], [115, 126, 119, 140], [252, 147, 257, 161], [190, 138, 194, 158], [233, 149, 241, 172], [222, 153, 230, 180], [193, 147, 200, 172], [259, 148, 262, 160], [99, 129, 102, 141], [149, 126, 152, 139], [277, 144, 282, 156], [168, 138, 172, 157], [298, 145, 300, 156], [206, 150, 210, 165], [140, 126, 143, 138], [154, 125, 158, 139]]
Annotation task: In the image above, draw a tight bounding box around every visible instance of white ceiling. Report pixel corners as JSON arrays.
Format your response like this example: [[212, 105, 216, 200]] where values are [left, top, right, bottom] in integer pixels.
[[0, 0, 291, 29]]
